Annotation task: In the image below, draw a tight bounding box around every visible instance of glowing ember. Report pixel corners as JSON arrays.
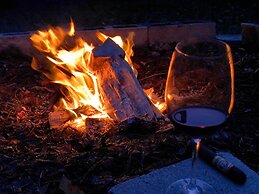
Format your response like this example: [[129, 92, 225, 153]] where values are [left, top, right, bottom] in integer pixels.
[[30, 20, 164, 128]]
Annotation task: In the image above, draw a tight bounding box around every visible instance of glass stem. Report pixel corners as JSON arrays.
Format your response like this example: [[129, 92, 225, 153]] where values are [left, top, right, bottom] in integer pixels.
[[189, 138, 201, 187]]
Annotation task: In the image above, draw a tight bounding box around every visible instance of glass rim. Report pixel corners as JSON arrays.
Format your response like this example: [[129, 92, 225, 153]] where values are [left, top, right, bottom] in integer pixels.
[[175, 38, 232, 60]]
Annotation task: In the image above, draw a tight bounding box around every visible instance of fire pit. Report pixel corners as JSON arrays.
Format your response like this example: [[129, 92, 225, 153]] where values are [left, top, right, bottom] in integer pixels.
[[0, 21, 259, 194]]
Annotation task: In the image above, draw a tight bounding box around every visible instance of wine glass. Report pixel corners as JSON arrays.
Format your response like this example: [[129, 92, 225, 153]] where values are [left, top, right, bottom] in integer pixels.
[[164, 38, 234, 194]]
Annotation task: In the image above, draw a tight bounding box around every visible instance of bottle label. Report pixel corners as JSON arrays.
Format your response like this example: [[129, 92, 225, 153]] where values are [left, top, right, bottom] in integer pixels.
[[212, 156, 233, 173]]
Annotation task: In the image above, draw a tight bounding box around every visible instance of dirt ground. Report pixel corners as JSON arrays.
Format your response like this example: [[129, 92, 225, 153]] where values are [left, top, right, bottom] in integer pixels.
[[0, 37, 258, 193]]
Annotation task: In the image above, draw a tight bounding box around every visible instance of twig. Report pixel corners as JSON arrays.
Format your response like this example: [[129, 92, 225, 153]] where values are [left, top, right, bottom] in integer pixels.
[[139, 72, 166, 81]]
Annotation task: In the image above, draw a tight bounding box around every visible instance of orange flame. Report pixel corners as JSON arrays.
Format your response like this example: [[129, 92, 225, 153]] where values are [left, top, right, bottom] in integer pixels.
[[68, 19, 75, 36], [31, 21, 110, 127], [144, 88, 166, 112], [30, 20, 164, 128]]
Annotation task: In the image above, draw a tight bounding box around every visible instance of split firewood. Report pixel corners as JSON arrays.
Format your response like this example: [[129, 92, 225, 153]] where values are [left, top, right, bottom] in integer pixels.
[[48, 110, 73, 129], [93, 38, 125, 58], [48, 105, 102, 128], [92, 38, 162, 121]]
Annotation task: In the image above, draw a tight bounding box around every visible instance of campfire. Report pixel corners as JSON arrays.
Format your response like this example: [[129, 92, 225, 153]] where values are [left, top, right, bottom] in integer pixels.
[[0, 18, 258, 194], [30, 20, 165, 130]]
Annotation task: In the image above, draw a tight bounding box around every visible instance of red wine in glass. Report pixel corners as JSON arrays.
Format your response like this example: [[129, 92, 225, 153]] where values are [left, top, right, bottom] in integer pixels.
[[165, 38, 234, 194]]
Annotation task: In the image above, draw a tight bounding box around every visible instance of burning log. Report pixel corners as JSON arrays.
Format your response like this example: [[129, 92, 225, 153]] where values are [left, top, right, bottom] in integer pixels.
[[30, 21, 164, 128], [92, 38, 162, 121], [48, 38, 162, 128]]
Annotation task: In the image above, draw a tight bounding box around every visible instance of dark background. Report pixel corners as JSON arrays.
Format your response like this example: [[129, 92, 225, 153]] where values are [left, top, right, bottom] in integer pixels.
[[0, 0, 259, 34]]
